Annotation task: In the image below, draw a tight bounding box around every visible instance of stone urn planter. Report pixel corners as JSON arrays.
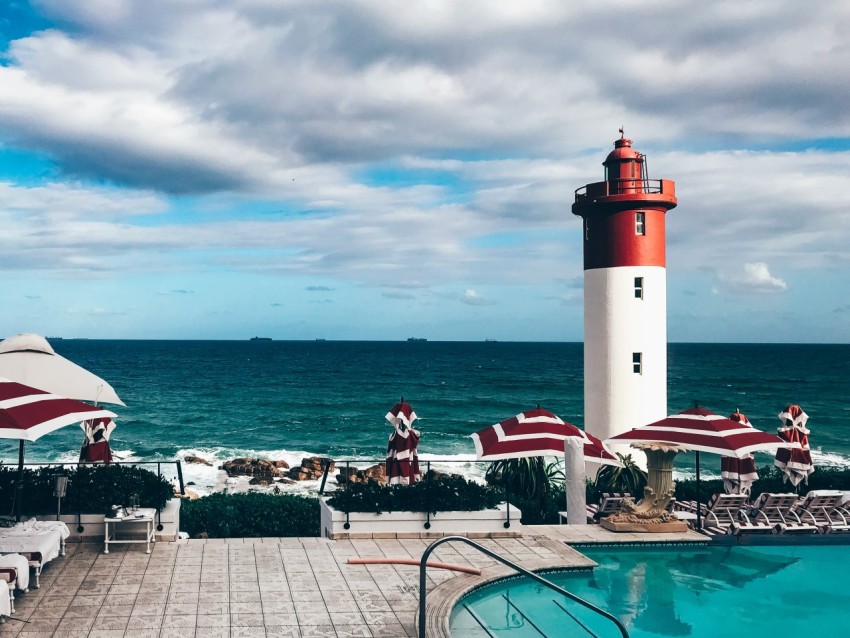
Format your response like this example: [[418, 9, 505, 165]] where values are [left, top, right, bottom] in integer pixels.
[[319, 499, 522, 539]]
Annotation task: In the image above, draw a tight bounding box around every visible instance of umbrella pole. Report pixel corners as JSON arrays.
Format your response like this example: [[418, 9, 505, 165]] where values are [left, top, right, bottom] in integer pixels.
[[695, 450, 701, 531], [15, 440, 25, 522]]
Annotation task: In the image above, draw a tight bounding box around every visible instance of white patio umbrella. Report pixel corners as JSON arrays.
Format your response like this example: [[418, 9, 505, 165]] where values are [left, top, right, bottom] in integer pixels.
[[0, 334, 124, 406]]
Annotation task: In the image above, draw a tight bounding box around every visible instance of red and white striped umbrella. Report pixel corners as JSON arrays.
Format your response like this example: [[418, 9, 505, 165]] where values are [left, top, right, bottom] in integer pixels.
[[0, 378, 116, 442], [1, 378, 116, 520], [607, 406, 790, 457], [720, 410, 759, 495], [385, 398, 421, 485], [470, 406, 620, 465], [774, 404, 814, 487], [79, 417, 117, 464]]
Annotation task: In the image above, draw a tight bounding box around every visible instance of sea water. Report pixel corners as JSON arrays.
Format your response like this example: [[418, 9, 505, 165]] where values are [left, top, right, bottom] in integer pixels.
[[5, 340, 848, 495]]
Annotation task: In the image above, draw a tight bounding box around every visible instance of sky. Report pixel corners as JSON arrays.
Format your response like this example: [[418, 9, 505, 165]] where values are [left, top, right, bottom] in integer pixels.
[[0, 1, 848, 343]]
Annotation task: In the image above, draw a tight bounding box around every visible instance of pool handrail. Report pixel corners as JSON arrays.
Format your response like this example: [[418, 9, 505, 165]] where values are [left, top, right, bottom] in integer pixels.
[[417, 535, 630, 638]]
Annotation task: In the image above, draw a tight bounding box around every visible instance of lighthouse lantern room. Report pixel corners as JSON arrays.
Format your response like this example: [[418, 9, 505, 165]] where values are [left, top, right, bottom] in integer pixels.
[[572, 132, 677, 455]]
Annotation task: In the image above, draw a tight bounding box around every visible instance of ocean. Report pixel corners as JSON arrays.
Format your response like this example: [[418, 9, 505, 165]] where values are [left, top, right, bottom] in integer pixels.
[[6, 340, 849, 495]]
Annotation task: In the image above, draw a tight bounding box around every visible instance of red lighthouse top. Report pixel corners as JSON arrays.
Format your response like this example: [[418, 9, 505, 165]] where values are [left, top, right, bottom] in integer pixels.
[[572, 133, 677, 270]]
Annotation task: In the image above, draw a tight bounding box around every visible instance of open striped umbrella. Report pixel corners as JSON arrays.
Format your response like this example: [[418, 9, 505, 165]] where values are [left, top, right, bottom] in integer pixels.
[[0, 378, 116, 519], [385, 398, 421, 485], [608, 406, 790, 458], [607, 406, 792, 528], [470, 406, 619, 465], [720, 410, 759, 495]]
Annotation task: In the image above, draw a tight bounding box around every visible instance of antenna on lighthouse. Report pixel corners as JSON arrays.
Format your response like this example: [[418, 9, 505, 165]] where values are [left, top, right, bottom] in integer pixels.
[[619, 126, 625, 139]]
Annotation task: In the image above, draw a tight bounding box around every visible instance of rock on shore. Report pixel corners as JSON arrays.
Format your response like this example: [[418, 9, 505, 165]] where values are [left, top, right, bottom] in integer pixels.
[[336, 463, 386, 485], [288, 457, 335, 481], [221, 457, 290, 479]]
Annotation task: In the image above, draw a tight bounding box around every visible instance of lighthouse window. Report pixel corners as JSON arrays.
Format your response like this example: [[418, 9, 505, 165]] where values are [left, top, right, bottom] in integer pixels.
[[633, 352, 643, 374], [635, 211, 646, 235], [634, 277, 644, 299]]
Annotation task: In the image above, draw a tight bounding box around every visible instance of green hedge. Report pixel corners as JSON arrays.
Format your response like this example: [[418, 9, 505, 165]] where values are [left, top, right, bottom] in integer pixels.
[[327, 474, 505, 514], [674, 465, 850, 504], [180, 492, 320, 538], [0, 465, 173, 516]]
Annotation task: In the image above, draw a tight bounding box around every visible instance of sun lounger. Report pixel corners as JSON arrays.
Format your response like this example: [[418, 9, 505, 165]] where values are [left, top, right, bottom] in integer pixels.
[[0, 554, 29, 614], [676, 493, 749, 534], [794, 491, 850, 533], [586, 493, 630, 522], [0, 519, 69, 588], [732, 493, 817, 534], [0, 566, 10, 619]]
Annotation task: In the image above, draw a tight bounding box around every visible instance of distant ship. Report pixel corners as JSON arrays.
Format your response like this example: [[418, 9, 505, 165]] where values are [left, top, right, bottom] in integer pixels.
[[407, 337, 427, 342], [484, 338, 498, 343], [315, 338, 326, 342], [249, 337, 272, 341]]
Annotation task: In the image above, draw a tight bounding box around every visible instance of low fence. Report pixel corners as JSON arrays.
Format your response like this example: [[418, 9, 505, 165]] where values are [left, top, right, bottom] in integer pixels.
[[318, 457, 526, 531], [0, 460, 184, 536]]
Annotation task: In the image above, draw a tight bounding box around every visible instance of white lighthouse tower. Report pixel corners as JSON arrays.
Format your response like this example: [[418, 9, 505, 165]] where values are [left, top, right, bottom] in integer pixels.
[[572, 132, 677, 456]]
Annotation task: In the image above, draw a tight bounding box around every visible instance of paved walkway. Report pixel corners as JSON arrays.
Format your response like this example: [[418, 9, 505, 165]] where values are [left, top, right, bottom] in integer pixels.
[[0, 526, 706, 638]]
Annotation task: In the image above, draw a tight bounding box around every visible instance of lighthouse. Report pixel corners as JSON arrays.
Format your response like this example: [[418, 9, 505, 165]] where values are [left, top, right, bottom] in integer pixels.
[[572, 132, 677, 454]]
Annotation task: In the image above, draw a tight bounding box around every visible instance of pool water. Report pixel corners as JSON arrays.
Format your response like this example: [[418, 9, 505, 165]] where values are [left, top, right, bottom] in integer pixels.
[[450, 545, 850, 637]]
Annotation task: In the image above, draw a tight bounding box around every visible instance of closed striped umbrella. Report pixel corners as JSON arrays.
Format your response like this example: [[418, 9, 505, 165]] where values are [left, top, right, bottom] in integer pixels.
[[470, 406, 619, 465], [0, 378, 116, 519], [385, 398, 421, 485], [774, 404, 813, 487], [720, 410, 759, 495]]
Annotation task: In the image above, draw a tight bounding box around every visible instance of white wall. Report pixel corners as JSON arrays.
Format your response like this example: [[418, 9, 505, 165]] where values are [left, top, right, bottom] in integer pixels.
[[584, 266, 667, 456]]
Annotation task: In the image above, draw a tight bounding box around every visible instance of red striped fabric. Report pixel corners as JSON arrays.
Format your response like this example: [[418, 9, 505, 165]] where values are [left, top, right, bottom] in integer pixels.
[[470, 407, 619, 464], [720, 411, 759, 494], [385, 400, 418, 428], [774, 404, 813, 486], [0, 378, 116, 442], [607, 407, 791, 458], [385, 399, 421, 484]]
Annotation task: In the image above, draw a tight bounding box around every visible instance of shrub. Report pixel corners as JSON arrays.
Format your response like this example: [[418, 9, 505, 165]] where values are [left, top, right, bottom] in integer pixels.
[[181, 492, 319, 538], [484, 457, 563, 521], [594, 453, 647, 496], [327, 474, 505, 514], [0, 464, 173, 516]]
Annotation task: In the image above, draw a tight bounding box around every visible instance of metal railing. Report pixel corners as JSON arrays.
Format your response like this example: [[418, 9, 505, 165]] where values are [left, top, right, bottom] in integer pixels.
[[574, 178, 671, 200], [318, 458, 519, 531], [417, 536, 629, 638]]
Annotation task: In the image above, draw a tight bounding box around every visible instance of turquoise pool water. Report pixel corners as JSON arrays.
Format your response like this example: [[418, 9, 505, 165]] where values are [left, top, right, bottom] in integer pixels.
[[450, 545, 850, 637]]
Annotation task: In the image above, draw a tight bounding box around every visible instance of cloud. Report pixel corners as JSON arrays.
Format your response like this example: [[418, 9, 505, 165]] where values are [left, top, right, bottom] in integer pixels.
[[23, 294, 41, 299], [0, 3, 848, 341], [305, 285, 334, 291], [460, 289, 495, 306], [720, 262, 788, 294]]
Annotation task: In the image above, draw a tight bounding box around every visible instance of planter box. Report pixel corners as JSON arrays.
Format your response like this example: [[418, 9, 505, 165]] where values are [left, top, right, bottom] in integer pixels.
[[320, 499, 522, 539], [43, 498, 181, 543]]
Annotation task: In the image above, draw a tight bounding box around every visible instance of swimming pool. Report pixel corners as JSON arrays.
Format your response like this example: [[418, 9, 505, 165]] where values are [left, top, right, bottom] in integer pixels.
[[450, 545, 850, 637]]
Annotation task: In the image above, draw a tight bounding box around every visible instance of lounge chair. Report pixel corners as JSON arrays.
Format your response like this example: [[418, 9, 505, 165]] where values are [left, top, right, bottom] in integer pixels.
[[679, 493, 748, 534], [732, 493, 817, 534], [794, 491, 850, 533], [586, 493, 630, 522], [0, 553, 29, 613], [0, 519, 69, 588]]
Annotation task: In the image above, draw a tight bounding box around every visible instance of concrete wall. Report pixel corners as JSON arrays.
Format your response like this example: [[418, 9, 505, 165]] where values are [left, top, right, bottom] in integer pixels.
[[584, 265, 667, 455]]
